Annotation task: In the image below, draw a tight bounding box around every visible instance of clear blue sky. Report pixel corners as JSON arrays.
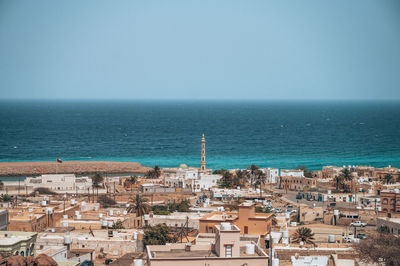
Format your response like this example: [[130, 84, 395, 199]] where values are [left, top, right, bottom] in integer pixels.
[[1, 0, 399, 100]]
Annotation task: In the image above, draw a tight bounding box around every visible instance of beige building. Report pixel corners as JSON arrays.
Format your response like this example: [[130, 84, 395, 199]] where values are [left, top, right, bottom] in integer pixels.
[[146, 223, 268, 266], [0, 231, 37, 257]]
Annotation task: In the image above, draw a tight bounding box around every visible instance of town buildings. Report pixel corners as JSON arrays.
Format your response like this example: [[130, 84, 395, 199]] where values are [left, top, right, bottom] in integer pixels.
[[25, 174, 93, 194], [146, 223, 268, 266], [199, 202, 273, 238], [0, 231, 37, 257]]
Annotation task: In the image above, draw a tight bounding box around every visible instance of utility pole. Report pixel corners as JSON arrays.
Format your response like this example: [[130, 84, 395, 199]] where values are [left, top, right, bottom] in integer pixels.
[[113, 182, 116, 202]]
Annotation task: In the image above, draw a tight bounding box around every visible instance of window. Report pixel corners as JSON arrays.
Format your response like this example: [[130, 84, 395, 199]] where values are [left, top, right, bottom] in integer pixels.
[[225, 245, 232, 257]]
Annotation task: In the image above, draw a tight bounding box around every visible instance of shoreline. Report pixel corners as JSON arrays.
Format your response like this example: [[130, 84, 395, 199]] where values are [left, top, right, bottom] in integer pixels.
[[0, 161, 151, 177]]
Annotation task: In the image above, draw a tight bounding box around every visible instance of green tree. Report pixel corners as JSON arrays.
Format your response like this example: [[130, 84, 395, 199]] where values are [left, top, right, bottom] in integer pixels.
[[213, 169, 226, 175], [0, 194, 12, 202], [235, 170, 247, 187], [143, 224, 177, 246], [384, 174, 394, 185], [297, 165, 313, 178], [0, 180, 4, 191], [340, 168, 353, 182], [247, 164, 259, 185], [127, 195, 151, 226], [377, 225, 390, 234], [111, 220, 125, 229], [255, 170, 267, 197], [334, 175, 343, 191], [145, 165, 162, 179], [152, 205, 170, 215], [355, 232, 400, 265], [291, 227, 315, 245], [219, 171, 234, 188], [91, 173, 104, 188], [128, 176, 138, 184]]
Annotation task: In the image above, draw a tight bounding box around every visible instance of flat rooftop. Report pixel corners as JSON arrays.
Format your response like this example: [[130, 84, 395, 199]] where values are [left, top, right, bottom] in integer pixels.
[[154, 249, 217, 258]]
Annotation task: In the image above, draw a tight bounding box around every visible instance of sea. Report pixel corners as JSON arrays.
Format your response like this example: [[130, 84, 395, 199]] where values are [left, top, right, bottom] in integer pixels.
[[1, 100, 400, 171]]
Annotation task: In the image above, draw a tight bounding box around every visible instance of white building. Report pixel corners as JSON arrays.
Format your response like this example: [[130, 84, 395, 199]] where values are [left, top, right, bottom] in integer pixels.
[[261, 168, 279, 183], [25, 174, 93, 193], [191, 174, 222, 192], [280, 169, 304, 177]]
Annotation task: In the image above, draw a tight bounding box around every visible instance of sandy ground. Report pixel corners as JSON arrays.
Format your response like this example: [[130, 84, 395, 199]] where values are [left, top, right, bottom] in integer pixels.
[[0, 161, 151, 176]]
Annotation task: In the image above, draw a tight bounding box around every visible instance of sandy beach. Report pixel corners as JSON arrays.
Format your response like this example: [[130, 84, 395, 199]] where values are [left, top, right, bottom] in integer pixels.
[[0, 161, 151, 176]]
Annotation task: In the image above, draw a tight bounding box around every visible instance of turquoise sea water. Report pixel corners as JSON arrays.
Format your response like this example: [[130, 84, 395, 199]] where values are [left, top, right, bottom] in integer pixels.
[[0, 100, 399, 170]]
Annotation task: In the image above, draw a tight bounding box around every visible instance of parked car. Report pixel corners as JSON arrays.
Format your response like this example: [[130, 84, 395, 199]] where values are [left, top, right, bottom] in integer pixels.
[[350, 221, 367, 227], [357, 233, 367, 239]]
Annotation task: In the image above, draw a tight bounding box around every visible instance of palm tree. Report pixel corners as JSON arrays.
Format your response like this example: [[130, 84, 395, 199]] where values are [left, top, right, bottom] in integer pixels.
[[247, 164, 259, 186], [384, 174, 394, 184], [334, 175, 343, 191], [127, 195, 151, 227], [340, 168, 353, 182], [153, 165, 161, 178], [292, 227, 315, 245], [255, 170, 267, 198], [235, 170, 247, 187], [220, 171, 233, 188]]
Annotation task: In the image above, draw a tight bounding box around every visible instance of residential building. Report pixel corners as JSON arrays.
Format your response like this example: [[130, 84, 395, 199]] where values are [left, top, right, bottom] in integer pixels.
[[25, 174, 93, 193], [380, 189, 400, 215], [376, 217, 400, 235], [280, 169, 304, 177], [279, 176, 316, 191], [146, 223, 268, 266], [199, 202, 273, 237], [0, 231, 37, 257], [0, 209, 9, 230], [261, 168, 279, 183]]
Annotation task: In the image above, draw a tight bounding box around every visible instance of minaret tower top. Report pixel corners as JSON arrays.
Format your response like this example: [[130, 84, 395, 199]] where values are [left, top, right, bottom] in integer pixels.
[[200, 133, 206, 172]]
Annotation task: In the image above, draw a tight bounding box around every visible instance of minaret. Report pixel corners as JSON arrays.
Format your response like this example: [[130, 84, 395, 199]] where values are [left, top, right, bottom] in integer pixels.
[[200, 133, 206, 172]]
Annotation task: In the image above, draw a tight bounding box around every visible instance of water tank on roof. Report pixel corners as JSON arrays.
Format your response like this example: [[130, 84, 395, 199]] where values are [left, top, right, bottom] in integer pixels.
[[46, 208, 53, 214], [75, 211, 80, 216], [64, 235, 71, 244], [81, 201, 86, 206], [102, 220, 108, 227], [41, 201, 47, 207], [76, 214, 81, 220], [334, 210, 339, 216], [99, 213, 103, 218], [282, 231, 289, 238], [70, 199, 76, 205], [395, 189, 399, 193], [133, 259, 142, 266], [108, 221, 113, 228], [272, 258, 279, 266], [109, 210, 114, 216], [245, 244, 255, 255], [123, 211, 127, 215], [328, 235, 335, 243], [126, 203, 130, 208], [62, 221, 69, 227], [63, 215, 68, 219], [133, 232, 138, 240], [144, 214, 150, 221], [221, 222, 231, 230]]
